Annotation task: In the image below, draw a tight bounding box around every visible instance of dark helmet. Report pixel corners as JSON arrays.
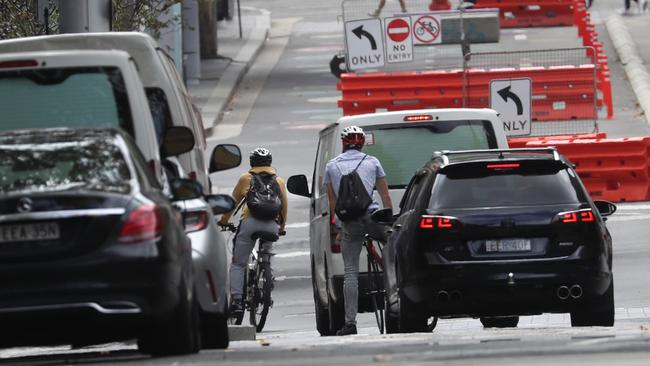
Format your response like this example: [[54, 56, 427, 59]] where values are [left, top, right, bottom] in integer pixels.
[[341, 125, 365, 149], [250, 147, 272, 167]]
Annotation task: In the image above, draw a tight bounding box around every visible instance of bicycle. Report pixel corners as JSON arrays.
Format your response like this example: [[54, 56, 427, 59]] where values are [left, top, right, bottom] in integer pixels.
[[363, 234, 385, 334], [222, 224, 281, 332]]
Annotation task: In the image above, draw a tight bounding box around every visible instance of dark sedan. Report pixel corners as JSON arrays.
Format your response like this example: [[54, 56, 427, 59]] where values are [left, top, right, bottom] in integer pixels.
[[378, 148, 616, 333], [0, 128, 232, 356]]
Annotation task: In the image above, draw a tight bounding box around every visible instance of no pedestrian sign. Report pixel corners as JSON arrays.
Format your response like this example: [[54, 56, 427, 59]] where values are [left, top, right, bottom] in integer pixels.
[[490, 78, 532, 136], [385, 16, 413, 64], [344, 18, 385, 71], [412, 14, 441, 45]]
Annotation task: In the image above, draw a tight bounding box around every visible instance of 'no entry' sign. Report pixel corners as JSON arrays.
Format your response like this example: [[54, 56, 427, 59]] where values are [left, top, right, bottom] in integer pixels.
[[384, 16, 413, 64]]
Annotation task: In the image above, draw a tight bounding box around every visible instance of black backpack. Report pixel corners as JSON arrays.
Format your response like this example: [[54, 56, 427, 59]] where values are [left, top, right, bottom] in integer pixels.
[[335, 155, 372, 222], [246, 173, 283, 221]]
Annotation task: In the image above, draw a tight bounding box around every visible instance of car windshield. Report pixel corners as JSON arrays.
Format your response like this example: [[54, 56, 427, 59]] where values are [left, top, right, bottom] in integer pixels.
[[362, 120, 497, 188], [0, 67, 134, 135], [430, 165, 586, 209], [0, 139, 132, 194]]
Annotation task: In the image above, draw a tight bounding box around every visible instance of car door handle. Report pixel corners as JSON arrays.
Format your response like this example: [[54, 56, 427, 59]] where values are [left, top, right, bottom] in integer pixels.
[[394, 224, 402, 230]]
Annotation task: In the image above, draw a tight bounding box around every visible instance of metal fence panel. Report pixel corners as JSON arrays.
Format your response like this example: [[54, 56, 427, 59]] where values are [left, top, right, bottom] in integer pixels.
[[463, 48, 598, 136]]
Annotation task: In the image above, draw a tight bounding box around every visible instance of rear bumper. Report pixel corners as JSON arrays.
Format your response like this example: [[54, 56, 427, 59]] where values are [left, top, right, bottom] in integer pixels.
[[402, 259, 611, 317], [0, 258, 182, 344]]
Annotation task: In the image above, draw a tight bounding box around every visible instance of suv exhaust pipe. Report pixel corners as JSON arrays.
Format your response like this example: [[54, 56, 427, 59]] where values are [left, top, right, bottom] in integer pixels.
[[570, 285, 583, 299], [556, 286, 570, 300], [437, 290, 449, 302]]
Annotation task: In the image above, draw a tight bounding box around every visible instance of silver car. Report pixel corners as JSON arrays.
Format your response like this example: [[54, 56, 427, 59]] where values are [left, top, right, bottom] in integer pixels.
[[165, 144, 242, 349]]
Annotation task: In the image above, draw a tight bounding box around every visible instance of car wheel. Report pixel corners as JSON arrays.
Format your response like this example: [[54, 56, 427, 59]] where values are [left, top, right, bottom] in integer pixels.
[[138, 283, 201, 356], [326, 262, 345, 335], [201, 310, 229, 349], [570, 279, 615, 327], [312, 257, 331, 336], [480, 316, 519, 328], [394, 260, 427, 333]]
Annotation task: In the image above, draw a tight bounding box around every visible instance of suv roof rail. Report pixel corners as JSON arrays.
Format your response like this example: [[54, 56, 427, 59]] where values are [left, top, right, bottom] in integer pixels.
[[432, 147, 560, 165]]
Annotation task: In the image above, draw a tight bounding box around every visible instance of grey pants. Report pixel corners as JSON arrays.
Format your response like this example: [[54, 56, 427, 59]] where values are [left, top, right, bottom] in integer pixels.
[[230, 217, 279, 299], [340, 213, 388, 325]]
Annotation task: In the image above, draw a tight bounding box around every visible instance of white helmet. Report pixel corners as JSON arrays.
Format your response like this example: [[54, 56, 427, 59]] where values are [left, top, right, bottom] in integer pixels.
[[250, 147, 272, 166], [341, 125, 365, 148]]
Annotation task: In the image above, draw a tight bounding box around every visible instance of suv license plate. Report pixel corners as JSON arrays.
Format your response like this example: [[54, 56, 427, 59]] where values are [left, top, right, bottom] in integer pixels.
[[485, 239, 531, 253], [0, 222, 60, 243]]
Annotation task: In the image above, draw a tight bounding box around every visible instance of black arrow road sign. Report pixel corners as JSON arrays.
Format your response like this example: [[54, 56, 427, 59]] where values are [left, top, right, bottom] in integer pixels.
[[352, 25, 377, 50], [497, 86, 523, 115]]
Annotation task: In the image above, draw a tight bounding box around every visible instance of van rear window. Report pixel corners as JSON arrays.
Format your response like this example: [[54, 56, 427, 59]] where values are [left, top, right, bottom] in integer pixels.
[[362, 120, 497, 188], [0, 67, 133, 135]]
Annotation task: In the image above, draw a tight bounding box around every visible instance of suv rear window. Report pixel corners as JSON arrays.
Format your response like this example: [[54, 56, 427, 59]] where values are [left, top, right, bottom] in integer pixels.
[[0, 67, 134, 135], [430, 162, 586, 209], [362, 120, 497, 188]]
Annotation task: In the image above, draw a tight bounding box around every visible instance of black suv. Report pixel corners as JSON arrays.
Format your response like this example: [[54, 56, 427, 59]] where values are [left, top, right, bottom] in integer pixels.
[[379, 148, 616, 333]]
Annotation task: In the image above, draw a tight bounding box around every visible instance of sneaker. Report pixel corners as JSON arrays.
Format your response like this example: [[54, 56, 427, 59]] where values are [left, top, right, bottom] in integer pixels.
[[618, 8, 633, 15], [401, 7, 408, 13], [336, 322, 357, 336], [368, 10, 380, 17], [230, 298, 244, 316]]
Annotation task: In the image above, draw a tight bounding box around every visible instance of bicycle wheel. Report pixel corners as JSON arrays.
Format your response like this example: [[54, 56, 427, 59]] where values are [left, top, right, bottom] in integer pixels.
[[249, 262, 273, 332], [366, 241, 385, 334]]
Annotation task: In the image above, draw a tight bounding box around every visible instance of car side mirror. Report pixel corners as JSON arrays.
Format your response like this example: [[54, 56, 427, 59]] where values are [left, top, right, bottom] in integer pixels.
[[170, 178, 204, 201], [162, 126, 195, 157], [287, 175, 311, 198], [594, 200, 617, 217], [370, 208, 395, 225], [205, 194, 236, 215], [210, 144, 242, 173]]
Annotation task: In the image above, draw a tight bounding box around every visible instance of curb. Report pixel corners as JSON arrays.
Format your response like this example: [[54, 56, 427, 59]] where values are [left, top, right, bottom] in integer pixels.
[[201, 8, 271, 130], [605, 15, 650, 126], [228, 325, 256, 341]]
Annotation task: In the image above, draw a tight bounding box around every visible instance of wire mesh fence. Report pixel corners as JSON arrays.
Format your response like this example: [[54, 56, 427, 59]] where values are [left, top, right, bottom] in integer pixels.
[[464, 48, 598, 136]]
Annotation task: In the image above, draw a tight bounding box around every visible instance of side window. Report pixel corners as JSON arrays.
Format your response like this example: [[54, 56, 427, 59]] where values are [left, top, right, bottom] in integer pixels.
[[145, 87, 173, 144], [124, 136, 161, 190], [401, 173, 425, 212], [314, 130, 335, 197]]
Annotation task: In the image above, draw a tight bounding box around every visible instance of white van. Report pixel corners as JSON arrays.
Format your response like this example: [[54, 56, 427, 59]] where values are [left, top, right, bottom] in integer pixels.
[[287, 108, 509, 335], [0, 32, 210, 193], [0, 50, 165, 181]]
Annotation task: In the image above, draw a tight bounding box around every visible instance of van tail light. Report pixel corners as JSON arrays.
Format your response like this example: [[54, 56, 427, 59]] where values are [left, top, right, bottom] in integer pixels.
[[184, 210, 208, 233], [0, 60, 38, 68], [118, 205, 163, 244], [419, 215, 458, 230], [557, 209, 595, 224], [148, 160, 157, 177]]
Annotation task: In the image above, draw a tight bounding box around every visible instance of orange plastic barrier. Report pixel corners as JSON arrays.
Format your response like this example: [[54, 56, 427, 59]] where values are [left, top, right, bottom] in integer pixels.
[[573, 0, 614, 119], [473, 0, 575, 28], [337, 65, 597, 121], [521, 137, 650, 202], [507, 132, 607, 148], [429, 0, 451, 10]]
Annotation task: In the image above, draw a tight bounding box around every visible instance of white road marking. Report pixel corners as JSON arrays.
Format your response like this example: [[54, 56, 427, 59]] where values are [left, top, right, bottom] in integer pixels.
[[285, 222, 310, 228], [607, 214, 650, 222], [615, 204, 650, 210], [308, 96, 340, 103], [275, 251, 311, 258], [514, 34, 527, 41]]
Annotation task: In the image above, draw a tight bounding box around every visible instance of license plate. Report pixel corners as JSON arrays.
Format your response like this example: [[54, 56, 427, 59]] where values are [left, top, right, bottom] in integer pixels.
[[485, 239, 531, 253], [0, 222, 60, 243]]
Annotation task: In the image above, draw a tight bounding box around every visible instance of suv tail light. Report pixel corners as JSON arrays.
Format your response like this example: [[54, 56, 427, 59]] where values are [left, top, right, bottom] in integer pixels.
[[118, 205, 163, 244], [557, 209, 595, 224], [419, 215, 459, 230], [184, 210, 208, 233]]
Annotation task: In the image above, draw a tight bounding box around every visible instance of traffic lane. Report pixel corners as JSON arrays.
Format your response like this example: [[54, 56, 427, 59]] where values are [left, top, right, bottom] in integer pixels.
[[607, 203, 650, 308]]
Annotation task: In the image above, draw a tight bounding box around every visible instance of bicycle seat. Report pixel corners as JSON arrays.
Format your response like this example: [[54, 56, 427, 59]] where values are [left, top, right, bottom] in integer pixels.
[[252, 231, 279, 242]]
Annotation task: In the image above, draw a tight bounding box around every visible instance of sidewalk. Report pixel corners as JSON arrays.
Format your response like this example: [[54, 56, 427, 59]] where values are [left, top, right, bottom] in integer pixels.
[[605, 11, 650, 125], [188, 6, 271, 131]]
